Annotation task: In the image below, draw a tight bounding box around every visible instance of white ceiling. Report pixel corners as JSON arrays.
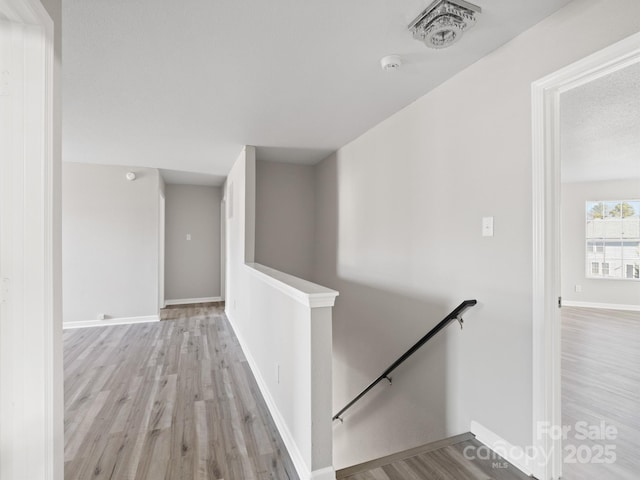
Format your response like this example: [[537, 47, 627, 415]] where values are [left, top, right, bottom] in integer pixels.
[[63, 0, 571, 177], [561, 61, 640, 183], [160, 169, 226, 187]]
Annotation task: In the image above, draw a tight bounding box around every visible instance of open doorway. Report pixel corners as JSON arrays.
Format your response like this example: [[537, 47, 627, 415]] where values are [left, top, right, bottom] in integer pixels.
[[532, 32, 640, 480], [558, 60, 640, 480]]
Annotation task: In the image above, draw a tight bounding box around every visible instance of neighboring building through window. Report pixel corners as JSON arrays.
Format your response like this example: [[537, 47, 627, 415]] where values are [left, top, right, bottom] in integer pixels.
[[586, 200, 640, 280]]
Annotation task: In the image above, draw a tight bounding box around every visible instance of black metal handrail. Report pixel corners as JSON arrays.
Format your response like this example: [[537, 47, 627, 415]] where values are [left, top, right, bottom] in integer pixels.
[[333, 299, 478, 422]]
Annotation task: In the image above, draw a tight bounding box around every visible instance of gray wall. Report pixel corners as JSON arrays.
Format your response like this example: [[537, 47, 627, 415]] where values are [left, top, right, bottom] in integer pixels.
[[62, 163, 160, 322], [562, 179, 640, 305], [313, 0, 640, 468], [255, 160, 316, 280], [165, 184, 222, 300]]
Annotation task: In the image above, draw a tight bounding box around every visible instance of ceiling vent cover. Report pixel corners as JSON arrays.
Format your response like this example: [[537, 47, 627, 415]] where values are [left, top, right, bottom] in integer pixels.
[[409, 0, 481, 49]]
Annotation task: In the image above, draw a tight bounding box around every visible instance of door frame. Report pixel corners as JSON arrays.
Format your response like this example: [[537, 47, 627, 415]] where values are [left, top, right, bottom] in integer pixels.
[[220, 198, 226, 300], [159, 191, 166, 309], [531, 31, 640, 480], [0, 1, 60, 479]]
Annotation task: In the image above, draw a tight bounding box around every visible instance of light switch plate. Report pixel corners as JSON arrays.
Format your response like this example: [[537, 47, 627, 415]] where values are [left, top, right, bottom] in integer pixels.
[[482, 217, 494, 237]]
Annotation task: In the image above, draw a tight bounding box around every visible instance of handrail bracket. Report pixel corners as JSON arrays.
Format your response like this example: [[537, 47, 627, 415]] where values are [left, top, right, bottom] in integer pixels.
[[457, 315, 464, 330], [384, 375, 392, 385]]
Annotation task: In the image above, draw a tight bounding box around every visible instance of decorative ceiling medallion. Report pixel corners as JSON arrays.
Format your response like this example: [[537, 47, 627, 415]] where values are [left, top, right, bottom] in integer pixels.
[[409, 0, 481, 49]]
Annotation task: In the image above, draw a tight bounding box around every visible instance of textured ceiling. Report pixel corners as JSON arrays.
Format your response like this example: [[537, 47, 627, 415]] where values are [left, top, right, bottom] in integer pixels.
[[561, 61, 640, 183], [160, 169, 226, 187], [63, 0, 571, 176]]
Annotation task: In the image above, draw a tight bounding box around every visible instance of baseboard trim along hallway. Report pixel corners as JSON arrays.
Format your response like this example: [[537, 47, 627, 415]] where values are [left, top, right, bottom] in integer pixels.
[[164, 296, 223, 306], [561, 301, 640, 312], [63, 315, 160, 329]]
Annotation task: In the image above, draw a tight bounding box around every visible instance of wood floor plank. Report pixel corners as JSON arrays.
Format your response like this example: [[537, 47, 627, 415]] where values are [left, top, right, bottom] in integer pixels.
[[561, 307, 640, 480], [340, 437, 530, 480], [336, 432, 474, 477], [64, 304, 298, 480], [65, 389, 111, 462]]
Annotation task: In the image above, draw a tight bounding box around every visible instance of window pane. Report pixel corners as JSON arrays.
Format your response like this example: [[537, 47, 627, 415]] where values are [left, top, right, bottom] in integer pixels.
[[585, 199, 640, 281], [622, 201, 639, 241], [608, 259, 624, 279], [587, 201, 605, 221], [604, 201, 618, 219]]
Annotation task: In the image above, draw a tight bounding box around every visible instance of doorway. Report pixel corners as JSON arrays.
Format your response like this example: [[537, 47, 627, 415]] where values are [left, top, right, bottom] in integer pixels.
[[532, 32, 640, 480], [559, 59, 640, 480]]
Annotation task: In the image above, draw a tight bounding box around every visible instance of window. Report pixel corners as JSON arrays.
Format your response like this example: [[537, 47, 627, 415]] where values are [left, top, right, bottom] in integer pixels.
[[586, 200, 640, 280]]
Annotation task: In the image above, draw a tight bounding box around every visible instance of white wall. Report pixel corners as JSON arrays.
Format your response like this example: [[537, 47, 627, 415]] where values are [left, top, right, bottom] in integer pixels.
[[314, 0, 640, 469], [62, 163, 161, 323], [255, 160, 316, 280], [562, 179, 640, 306], [164, 184, 222, 301], [225, 148, 337, 480]]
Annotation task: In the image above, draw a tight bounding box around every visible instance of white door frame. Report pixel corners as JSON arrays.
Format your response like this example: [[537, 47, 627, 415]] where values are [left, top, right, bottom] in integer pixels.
[[159, 192, 166, 309], [0, 1, 60, 479], [531, 31, 640, 480], [220, 198, 226, 300]]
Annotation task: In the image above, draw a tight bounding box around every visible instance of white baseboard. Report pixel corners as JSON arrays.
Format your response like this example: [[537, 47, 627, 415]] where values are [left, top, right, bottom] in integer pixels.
[[470, 421, 533, 476], [164, 296, 222, 306], [562, 300, 640, 312], [63, 315, 160, 329], [226, 309, 334, 480]]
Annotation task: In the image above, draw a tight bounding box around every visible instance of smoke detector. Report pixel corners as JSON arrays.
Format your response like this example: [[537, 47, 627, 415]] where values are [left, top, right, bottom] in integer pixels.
[[409, 0, 481, 49], [380, 55, 403, 71]]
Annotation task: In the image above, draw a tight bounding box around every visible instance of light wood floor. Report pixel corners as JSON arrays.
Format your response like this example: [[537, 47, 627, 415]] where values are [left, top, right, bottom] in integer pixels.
[[160, 302, 224, 321], [336, 433, 530, 480], [64, 305, 298, 480], [562, 307, 640, 480]]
